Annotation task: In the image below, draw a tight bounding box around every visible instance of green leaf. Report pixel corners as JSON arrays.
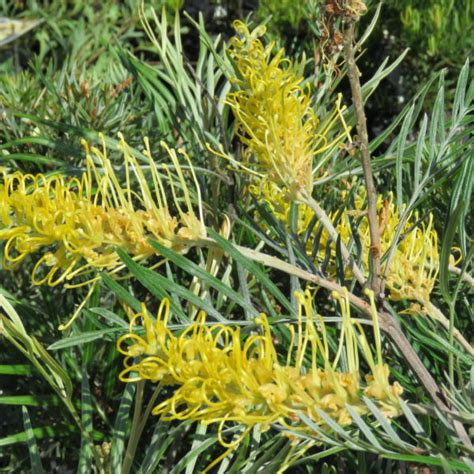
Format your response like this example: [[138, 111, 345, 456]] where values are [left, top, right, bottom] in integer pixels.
[[396, 103, 414, 209], [87, 307, 128, 329], [78, 365, 93, 474], [100, 273, 142, 313], [0, 364, 35, 376], [363, 397, 404, 446], [0, 425, 76, 447], [118, 248, 226, 322], [439, 203, 464, 303], [48, 328, 121, 350], [345, 405, 387, 452], [207, 228, 292, 314], [111, 382, 135, 472], [0, 153, 64, 165], [0, 395, 59, 406], [149, 239, 259, 318], [381, 452, 473, 472], [22, 406, 44, 474], [137, 421, 177, 474]]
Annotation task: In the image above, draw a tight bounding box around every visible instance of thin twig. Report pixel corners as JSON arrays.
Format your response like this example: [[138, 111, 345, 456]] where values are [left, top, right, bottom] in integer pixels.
[[343, 23, 383, 298]]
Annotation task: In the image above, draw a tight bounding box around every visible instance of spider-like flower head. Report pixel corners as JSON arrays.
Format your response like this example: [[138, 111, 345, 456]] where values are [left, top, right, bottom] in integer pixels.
[[226, 21, 319, 197], [117, 289, 402, 446], [0, 134, 205, 288]]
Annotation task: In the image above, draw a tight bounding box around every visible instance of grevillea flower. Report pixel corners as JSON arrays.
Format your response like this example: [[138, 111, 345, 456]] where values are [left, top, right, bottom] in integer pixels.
[[225, 21, 347, 197], [117, 290, 402, 451], [257, 189, 441, 307], [0, 134, 205, 288], [329, 193, 440, 305]]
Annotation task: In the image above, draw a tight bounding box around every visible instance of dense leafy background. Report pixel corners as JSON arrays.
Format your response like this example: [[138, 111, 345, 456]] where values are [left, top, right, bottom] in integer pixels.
[[1, 1, 472, 473]]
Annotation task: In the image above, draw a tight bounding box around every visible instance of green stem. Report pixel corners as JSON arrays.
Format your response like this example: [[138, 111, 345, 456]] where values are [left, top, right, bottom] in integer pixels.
[[136, 383, 163, 438], [448, 301, 456, 383], [122, 380, 145, 474]]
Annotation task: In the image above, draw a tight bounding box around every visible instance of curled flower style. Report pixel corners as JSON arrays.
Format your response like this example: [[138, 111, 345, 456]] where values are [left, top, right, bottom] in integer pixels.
[[117, 290, 402, 447], [225, 21, 347, 197], [0, 134, 205, 288]]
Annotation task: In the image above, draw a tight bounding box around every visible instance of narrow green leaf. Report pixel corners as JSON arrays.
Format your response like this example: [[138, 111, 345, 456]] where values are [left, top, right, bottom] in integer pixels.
[[439, 203, 464, 303], [149, 239, 259, 318], [453, 59, 469, 120], [0, 395, 59, 406], [0, 153, 63, 165], [0, 364, 35, 376], [137, 421, 176, 474], [208, 229, 292, 314], [396, 104, 414, 209], [363, 397, 404, 445], [381, 452, 472, 472], [118, 248, 225, 322], [111, 382, 135, 472], [87, 308, 128, 329], [297, 413, 344, 446], [100, 273, 141, 313], [48, 328, 121, 350], [78, 365, 93, 474], [0, 425, 76, 447], [345, 405, 387, 452], [414, 114, 428, 190], [22, 407, 44, 474]]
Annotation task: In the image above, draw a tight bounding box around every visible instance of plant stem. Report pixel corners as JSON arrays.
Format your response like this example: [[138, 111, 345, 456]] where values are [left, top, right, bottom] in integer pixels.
[[343, 22, 383, 298], [122, 380, 145, 474], [297, 191, 367, 286]]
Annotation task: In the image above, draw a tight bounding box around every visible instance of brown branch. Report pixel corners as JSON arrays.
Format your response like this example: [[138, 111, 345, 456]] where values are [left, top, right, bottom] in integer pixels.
[[343, 23, 383, 298]]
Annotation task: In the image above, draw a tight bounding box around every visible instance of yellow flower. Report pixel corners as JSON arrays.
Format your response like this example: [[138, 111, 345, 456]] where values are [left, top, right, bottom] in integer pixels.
[[117, 289, 402, 447], [0, 134, 205, 288], [259, 189, 441, 306], [225, 21, 347, 197], [334, 193, 440, 305]]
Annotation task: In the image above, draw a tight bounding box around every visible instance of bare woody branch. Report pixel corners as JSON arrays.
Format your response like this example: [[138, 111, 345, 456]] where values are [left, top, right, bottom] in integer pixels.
[[343, 22, 383, 298]]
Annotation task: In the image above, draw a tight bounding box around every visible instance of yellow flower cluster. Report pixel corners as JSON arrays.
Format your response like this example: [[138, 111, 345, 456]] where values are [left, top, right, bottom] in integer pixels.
[[117, 290, 402, 447], [254, 189, 440, 305], [330, 194, 439, 305], [0, 134, 205, 288], [226, 21, 321, 196]]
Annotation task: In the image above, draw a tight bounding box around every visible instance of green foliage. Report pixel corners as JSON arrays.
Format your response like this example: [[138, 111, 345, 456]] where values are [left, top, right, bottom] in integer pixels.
[[256, 0, 308, 31], [0, 2, 473, 473], [388, 0, 473, 60]]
